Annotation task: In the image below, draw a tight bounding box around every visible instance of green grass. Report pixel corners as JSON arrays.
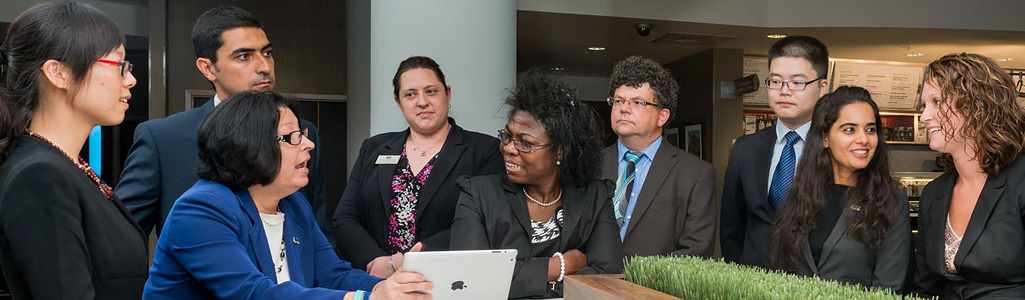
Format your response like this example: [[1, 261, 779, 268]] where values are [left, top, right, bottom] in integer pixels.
[[624, 256, 932, 300]]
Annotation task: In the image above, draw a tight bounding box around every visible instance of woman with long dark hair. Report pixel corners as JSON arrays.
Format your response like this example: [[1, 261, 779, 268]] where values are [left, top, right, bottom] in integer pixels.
[[0, 2, 148, 299], [914, 53, 1025, 299], [768, 86, 911, 291]]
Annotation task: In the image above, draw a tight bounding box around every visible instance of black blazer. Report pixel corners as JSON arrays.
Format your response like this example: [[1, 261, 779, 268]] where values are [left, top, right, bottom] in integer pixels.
[[915, 155, 1025, 299], [450, 174, 625, 299], [116, 100, 329, 241], [332, 119, 503, 268], [0, 134, 149, 299], [720, 126, 778, 267]]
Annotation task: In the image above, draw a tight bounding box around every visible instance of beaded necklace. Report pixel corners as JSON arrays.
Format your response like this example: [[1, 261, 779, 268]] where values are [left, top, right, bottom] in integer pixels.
[[25, 130, 114, 201]]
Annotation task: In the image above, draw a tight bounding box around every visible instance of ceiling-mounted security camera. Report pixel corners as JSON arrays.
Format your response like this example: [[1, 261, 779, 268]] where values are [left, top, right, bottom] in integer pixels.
[[635, 23, 653, 37]]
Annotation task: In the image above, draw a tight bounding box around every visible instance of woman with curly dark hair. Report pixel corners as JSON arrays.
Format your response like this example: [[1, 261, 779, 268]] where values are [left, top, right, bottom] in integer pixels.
[[768, 86, 910, 291], [914, 53, 1025, 299], [450, 70, 623, 299]]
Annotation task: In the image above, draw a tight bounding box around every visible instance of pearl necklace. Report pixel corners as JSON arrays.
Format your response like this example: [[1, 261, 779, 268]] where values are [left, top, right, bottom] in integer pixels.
[[523, 188, 562, 207], [25, 130, 114, 201]]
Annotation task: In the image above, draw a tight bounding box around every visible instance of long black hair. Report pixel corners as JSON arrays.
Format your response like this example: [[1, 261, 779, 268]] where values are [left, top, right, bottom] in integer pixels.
[[0, 2, 125, 161], [768, 86, 897, 271]]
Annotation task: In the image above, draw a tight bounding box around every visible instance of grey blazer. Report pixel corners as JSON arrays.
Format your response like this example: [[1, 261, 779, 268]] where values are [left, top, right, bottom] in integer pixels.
[[600, 140, 717, 257], [795, 190, 912, 292]]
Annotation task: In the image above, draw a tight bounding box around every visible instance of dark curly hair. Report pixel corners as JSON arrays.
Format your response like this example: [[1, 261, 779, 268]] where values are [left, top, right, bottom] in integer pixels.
[[197, 91, 300, 190], [924, 53, 1025, 176], [769, 86, 897, 271], [608, 56, 679, 116], [505, 69, 603, 187]]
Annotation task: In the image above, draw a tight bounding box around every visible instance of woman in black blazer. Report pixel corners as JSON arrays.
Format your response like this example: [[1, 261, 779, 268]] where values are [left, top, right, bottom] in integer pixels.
[[914, 53, 1025, 299], [333, 56, 504, 278], [767, 87, 911, 291], [0, 3, 148, 299], [450, 70, 624, 299]]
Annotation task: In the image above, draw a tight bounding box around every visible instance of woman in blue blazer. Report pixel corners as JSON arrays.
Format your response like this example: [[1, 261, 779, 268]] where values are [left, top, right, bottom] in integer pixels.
[[143, 91, 432, 300]]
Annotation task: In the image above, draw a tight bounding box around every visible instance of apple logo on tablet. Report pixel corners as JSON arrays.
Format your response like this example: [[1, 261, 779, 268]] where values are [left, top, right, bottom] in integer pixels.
[[451, 281, 467, 290]]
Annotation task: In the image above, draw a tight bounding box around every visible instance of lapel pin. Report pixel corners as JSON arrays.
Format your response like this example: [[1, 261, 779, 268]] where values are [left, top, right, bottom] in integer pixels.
[[292, 237, 300, 245], [851, 205, 862, 211]]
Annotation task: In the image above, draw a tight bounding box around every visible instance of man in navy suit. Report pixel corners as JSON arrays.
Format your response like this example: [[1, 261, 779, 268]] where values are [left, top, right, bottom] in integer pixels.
[[116, 6, 329, 244], [720, 36, 829, 268]]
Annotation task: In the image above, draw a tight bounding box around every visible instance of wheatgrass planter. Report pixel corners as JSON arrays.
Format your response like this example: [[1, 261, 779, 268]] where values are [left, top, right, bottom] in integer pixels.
[[564, 256, 934, 300]]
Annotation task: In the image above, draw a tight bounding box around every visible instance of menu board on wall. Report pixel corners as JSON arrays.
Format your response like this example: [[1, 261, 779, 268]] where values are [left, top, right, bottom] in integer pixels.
[[830, 62, 924, 111], [742, 56, 769, 106]]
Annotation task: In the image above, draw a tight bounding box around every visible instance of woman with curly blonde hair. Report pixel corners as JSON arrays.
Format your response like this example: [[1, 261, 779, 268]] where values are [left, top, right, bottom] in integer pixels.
[[914, 53, 1025, 299]]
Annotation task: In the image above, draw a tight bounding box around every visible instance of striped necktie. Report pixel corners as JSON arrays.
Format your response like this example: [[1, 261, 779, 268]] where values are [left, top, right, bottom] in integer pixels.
[[768, 131, 801, 210], [613, 151, 641, 226]]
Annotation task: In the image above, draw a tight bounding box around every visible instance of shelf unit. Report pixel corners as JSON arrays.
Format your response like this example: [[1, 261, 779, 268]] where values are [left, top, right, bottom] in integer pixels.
[[741, 107, 929, 145], [893, 171, 943, 235]]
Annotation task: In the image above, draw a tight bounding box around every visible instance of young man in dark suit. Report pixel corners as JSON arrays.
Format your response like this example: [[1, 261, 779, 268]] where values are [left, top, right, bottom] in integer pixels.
[[600, 56, 716, 257], [116, 6, 330, 243], [720, 36, 829, 268]]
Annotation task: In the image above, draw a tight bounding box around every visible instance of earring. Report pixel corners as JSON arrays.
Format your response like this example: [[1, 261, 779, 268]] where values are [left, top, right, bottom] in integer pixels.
[[556, 161, 561, 165], [448, 104, 452, 109]]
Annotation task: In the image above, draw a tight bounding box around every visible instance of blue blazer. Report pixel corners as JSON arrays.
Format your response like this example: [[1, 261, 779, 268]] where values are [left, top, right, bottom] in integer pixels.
[[143, 180, 380, 300], [116, 100, 331, 244]]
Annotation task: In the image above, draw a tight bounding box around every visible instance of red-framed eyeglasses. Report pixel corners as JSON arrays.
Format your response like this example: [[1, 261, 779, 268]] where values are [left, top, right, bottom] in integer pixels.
[[97, 59, 133, 77]]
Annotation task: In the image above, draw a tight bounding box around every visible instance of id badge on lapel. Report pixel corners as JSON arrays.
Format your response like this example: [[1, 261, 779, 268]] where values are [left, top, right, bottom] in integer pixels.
[[376, 155, 400, 165]]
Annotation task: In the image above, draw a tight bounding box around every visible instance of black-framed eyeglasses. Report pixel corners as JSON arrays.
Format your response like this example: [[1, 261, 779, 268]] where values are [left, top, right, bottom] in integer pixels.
[[97, 59, 133, 77], [277, 128, 309, 145], [765, 77, 824, 91], [498, 129, 552, 153], [607, 97, 659, 109]]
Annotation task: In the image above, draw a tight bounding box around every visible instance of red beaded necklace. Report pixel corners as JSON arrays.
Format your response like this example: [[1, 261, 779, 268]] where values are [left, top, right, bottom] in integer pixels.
[[25, 130, 114, 201]]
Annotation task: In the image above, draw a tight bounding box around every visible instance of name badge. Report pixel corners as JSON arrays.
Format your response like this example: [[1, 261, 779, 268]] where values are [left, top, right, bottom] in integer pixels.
[[376, 155, 400, 165]]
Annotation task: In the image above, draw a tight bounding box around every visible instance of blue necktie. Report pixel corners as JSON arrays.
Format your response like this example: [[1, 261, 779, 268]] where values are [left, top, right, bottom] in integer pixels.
[[613, 151, 641, 227], [768, 131, 800, 210]]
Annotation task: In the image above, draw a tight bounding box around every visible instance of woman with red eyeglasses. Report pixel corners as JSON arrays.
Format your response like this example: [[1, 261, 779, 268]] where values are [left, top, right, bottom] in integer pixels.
[[0, 2, 147, 299]]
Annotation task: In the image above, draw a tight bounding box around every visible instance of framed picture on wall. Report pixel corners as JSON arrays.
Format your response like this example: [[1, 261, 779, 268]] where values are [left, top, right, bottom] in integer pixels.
[[664, 127, 680, 148], [684, 124, 702, 158]]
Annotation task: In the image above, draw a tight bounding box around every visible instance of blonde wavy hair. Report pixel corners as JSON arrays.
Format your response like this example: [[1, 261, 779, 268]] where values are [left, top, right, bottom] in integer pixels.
[[924, 53, 1025, 175]]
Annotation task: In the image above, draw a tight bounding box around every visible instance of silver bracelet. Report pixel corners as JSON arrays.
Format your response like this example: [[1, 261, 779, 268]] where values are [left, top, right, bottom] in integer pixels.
[[552, 252, 565, 282], [388, 255, 396, 272]]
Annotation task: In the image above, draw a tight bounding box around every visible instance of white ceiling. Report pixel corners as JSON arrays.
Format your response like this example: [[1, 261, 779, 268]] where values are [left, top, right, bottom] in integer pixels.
[[518, 11, 1025, 77]]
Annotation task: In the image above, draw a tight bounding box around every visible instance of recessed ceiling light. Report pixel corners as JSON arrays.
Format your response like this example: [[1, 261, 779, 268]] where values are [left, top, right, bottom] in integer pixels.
[[766, 34, 786, 39], [997, 58, 1014, 62], [906, 53, 925, 57], [587, 46, 606, 51], [550, 67, 565, 71]]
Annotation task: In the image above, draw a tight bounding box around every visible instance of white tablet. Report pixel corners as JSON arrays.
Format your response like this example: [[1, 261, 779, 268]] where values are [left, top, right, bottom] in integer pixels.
[[401, 249, 518, 300]]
